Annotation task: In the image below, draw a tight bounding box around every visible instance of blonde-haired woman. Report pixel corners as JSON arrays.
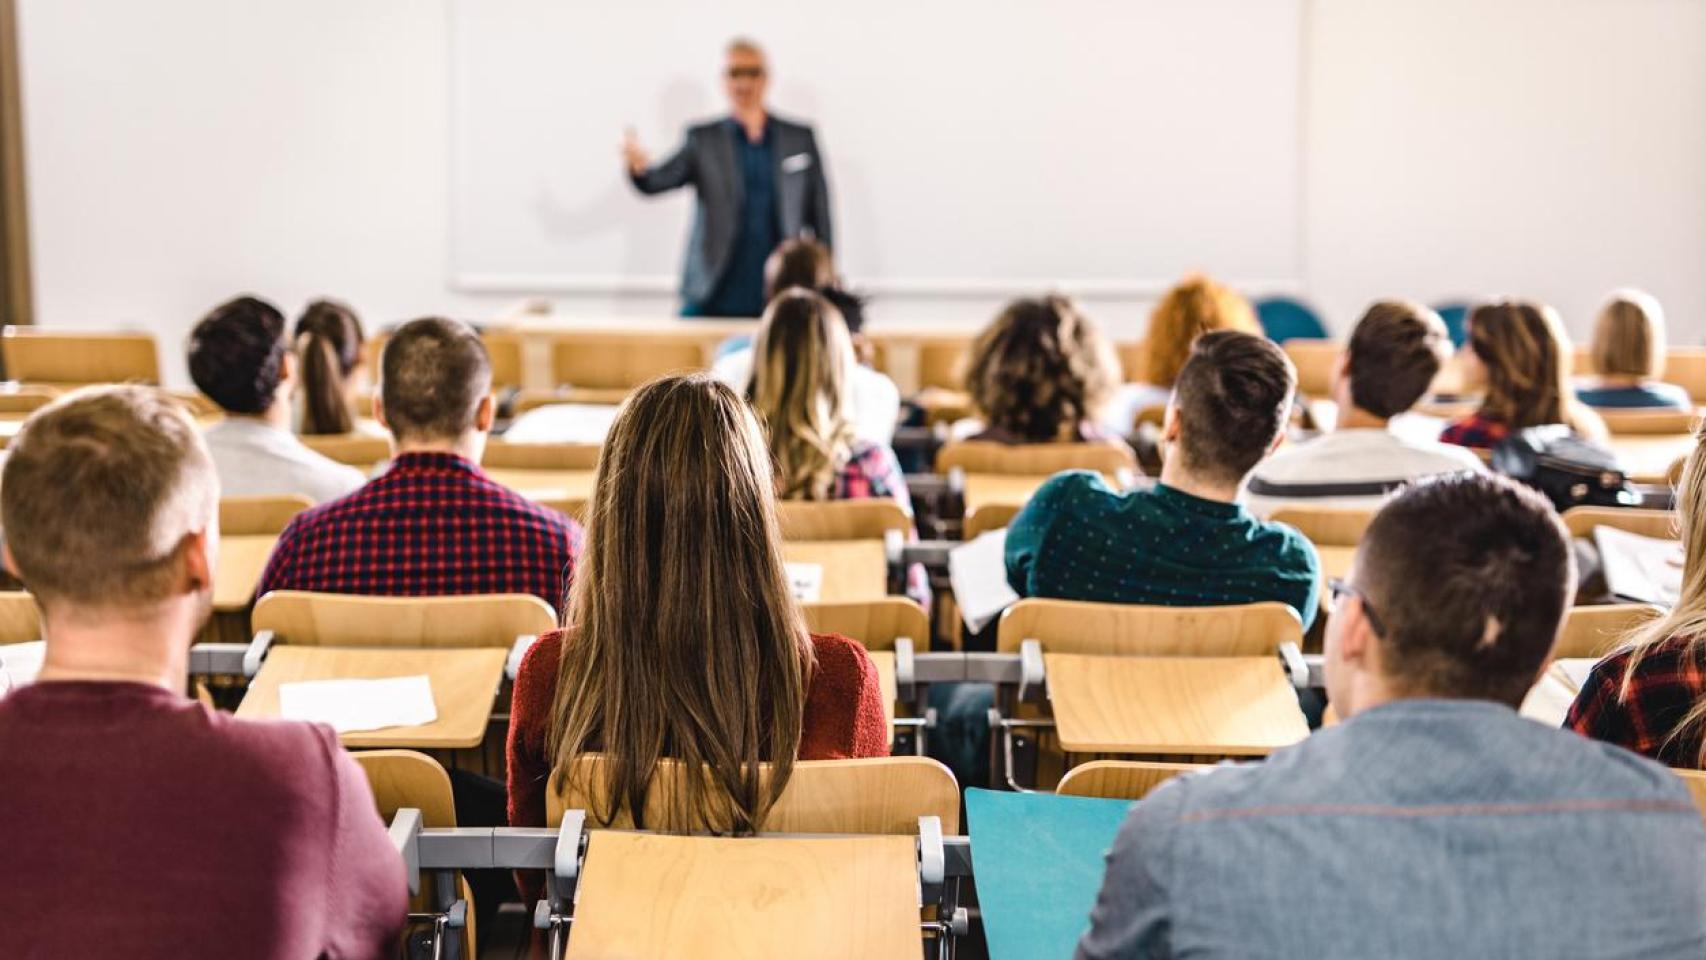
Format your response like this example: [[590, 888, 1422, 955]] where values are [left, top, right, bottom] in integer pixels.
[[1567, 425, 1706, 768], [1440, 299, 1607, 449], [752, 288, 928, 606], [963, 294, 1124, 443], [1577, 290, 1691, 410], [506, 374, 888, 835]]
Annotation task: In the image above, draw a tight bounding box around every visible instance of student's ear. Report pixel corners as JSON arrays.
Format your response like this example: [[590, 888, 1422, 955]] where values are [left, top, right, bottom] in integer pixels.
[[1161, 403, 1182, 444], [1, 542, 21, 581], [179, 530, 214, 595], [1329, 353, 1350, 402], [372, 393, 389, 431], [474, 394, 496, 433], [277, 350, 298, 391]]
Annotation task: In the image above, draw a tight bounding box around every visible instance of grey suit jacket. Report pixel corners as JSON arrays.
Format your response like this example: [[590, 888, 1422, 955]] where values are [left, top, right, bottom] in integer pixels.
[[629, 114, 832, 305]]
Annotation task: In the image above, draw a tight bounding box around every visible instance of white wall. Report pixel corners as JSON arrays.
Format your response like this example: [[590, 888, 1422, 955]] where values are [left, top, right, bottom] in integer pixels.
[[17, 0, 1706, 387]]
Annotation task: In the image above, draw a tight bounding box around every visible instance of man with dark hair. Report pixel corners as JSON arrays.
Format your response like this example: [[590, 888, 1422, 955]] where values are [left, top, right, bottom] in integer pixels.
[[0, 386, 405, 956], [1006, 330, 1319, 627], [1247, 300, 1481, 514], [1078, 473, 1706, 959], [188, 295, 364, 503], [257, 317, 582, 610]]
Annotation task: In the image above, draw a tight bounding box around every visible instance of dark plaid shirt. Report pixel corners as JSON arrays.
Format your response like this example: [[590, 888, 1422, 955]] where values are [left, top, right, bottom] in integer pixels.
[[1566, 636, 1706, 768], [1439, 411, 1511, 451], [256, 451, 583, 612]]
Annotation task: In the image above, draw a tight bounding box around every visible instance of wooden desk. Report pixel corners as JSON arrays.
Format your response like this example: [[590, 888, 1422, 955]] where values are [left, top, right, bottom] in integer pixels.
[[235, 646, 508, 749], [867, 650, 897, 746], [1610, 434, 1694, 485], [566, 831, 921, 960], [1046, 654, 1309, 756], [1519, 658, 1597, 728], [783, 540, 889, 603], [962, 474, 1052, 517], [485, 468, 597, 502], [214, 535, 278, 612]]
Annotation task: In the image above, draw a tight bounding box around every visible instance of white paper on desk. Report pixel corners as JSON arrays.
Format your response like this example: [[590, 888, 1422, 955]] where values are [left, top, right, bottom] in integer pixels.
[[277, 675, 437, 734], [0, 641, 45, 696], [1556, 658, 1598, 693], [951, 529, 1019, 633], [784, 563, 824, 603], [1595, 525, 1683, 606]]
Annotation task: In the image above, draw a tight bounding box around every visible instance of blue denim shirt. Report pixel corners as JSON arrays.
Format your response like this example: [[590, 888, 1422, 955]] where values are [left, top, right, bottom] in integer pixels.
[[1077, 699, 1706, 959]]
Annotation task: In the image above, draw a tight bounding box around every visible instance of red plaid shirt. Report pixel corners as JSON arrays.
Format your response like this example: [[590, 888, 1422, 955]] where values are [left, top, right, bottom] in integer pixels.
[[1439, 411, 1511, 450], [257, 451, 583, 612], [1565, 635, 1706, 768], [824, 442, 930, 609]]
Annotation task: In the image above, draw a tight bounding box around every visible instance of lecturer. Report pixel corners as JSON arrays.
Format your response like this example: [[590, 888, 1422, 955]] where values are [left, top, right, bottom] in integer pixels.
[[622, 38, 833, 318]]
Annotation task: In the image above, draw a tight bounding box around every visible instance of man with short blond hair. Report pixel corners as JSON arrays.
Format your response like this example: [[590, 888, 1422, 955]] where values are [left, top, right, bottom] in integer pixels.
[[0, 385, 405, 957]]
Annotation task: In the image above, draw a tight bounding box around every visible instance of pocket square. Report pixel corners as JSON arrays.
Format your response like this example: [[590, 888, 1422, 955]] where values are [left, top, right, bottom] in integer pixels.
[[782, 152, 813, 174]]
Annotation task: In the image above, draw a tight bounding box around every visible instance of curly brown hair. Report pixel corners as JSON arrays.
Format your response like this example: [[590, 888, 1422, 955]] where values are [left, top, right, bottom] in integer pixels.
[[964, 295, 1120, 442]]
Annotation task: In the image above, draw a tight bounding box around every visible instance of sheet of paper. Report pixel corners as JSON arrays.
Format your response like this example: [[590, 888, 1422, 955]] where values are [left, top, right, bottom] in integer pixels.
[[950, 529, 1019, 633], [502, 403, 622, 444], [277, 674, 437, 734], [1594, 525, 1683, 606], [0, 641, 45, 696], [1555, 658, 1598, 693], [783, 563, 823, 603]]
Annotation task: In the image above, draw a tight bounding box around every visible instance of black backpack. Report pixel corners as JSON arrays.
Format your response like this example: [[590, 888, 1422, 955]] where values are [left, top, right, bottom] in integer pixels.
[[1490, 424, 1636, 512]]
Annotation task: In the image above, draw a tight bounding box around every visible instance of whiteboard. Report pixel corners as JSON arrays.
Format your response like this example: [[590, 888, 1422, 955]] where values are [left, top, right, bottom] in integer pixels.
[[450, 0, 1303, 297]]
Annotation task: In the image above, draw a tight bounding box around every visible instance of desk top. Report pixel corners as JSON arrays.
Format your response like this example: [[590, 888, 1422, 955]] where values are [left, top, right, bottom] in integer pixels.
[[962, 474, 1053, 516], [484, 468, 596, 502], [1046, 653, 1309, 756], [235, 646, 508, 749], [1610, 435, 1693, 485], [214, 535, 278, 612], [566, 830, 921, 960], [782, 540, 890, 603], [1519, 658, 1597, 728]]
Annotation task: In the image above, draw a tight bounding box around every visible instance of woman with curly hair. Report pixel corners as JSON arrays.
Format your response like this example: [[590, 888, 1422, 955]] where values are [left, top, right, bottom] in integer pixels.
[[963, 294, 1124, 444]]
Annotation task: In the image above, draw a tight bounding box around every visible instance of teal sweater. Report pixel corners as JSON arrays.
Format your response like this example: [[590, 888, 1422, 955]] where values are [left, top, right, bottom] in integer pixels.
[[1005, 472, 1320, 629]]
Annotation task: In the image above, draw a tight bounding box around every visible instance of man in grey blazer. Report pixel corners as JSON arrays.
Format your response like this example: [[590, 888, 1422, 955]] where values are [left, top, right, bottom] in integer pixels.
[[623, 38, 833, 317]]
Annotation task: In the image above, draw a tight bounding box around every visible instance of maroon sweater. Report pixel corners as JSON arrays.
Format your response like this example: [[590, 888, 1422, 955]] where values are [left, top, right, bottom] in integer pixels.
[[0, 682, 406, 959], [506, 630, 890, 828]]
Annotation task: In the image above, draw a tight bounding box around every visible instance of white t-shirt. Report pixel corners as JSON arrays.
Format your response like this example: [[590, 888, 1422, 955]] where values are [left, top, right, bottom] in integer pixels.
[[711, 348, 902, 445], [1244, 427, 1484, 517], [203, 417, 367, 504]]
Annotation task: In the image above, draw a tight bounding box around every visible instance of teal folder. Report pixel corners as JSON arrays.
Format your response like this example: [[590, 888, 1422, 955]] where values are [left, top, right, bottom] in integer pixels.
[[965, 787, 1135, 960]]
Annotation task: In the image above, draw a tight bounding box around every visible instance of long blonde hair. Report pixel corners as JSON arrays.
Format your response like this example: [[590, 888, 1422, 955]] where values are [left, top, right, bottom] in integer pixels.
[[1619, 424, 1706, 766], [546, 374, 813, 833], [1467, 299, 1606, 440], [750, 288, 858, 500]]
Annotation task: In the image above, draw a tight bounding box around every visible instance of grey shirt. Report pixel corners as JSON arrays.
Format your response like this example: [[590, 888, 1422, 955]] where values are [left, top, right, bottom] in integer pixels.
[[202, 418, 365, 505], [1078, 699, 1706, 959]]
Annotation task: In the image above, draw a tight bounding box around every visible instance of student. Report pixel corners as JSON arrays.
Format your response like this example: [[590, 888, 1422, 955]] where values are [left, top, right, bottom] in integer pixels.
[[962, 294, 1125, 445], [187, 295, 366, 503], [1246, 300, 1482, 515], [1577, 289, 1692, 410], [1006, 330, 1320, 628], [507, 374, 889, 833], [1440, 299, 1608, 449], [294, 297, 373, 436], [0, 386, 405, 957], [749, 289, 928, 607], [258, 317, 582, 611], [1108, 274, 1261, 432], [711, 240, 901, 445], [1566, 428, 1706, 766], [1078, 473, 1706, 959]]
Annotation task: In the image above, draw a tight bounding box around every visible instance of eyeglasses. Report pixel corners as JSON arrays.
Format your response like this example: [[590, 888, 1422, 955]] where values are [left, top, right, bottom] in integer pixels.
[[726, 66, 766, 80], [1327, 577, 1385, 637]]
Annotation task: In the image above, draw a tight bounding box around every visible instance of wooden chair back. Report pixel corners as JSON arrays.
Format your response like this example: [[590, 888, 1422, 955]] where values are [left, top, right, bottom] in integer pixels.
[[1596, 409, 1698, 436], [552, 334, 705, 391], [1560, 506, 1676, 541], [1281, 339, 1340, 398], [252, 591, 556, 648], [964, 503, 1023, 540], [1663, 348, 1706, 403], [0, 591, 40, 644], [996, 598, 1302, 655], [1118, 341, 1148, 383], [548, 755, 961, 834], [219, 495, 313, 537], [935, 439, 1137, 476], [1553, 604, 1661, 660], [481, 440, 601, 471], [869, 334, 972, 394], [1269, 505, 1376, 547], [300, 433, 391, 470], [1675, 768, 1706, 823], [0, 387, 55, 416], [1055, 760, 1210, 800], [0, 328, 160, 386], [354, 749, 458, 827], [801, 598, 930, 653], [776, 499, 912, 542]]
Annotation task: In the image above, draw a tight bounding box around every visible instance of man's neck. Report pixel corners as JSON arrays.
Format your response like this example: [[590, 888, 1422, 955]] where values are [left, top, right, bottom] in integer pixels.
[[1335, 405, 1390, 432], [233, 399, 292, 432], [733, 108, 767, 141], [1158, 456, 1243, 503], [35, 605, 198, 691], [392, 434, 484, 464]]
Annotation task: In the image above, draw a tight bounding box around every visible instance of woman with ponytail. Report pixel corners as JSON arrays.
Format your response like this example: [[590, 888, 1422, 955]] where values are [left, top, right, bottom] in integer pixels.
[[294, 299, 369, 436]]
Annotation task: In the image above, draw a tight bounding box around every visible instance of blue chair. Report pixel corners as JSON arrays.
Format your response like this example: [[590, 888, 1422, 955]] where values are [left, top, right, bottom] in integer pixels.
[[1433, 302, 1471, 349], [1254, 296, 1329, 344]]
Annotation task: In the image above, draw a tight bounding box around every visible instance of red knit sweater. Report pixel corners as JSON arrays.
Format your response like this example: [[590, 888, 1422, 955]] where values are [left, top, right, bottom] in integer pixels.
[[506, 630, 890, 828]]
